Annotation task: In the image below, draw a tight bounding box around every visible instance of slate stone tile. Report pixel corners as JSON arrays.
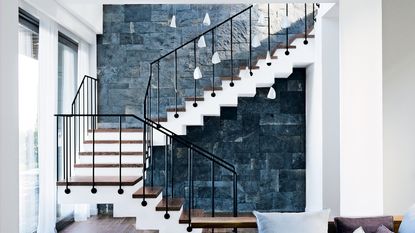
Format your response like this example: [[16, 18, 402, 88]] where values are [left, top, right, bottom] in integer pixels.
[[124, 5, 152, 22], [280, 92, 305, 114]]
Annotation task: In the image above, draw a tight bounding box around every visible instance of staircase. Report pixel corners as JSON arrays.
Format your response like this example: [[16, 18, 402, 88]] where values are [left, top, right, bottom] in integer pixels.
[[56, 4, 317, 233]]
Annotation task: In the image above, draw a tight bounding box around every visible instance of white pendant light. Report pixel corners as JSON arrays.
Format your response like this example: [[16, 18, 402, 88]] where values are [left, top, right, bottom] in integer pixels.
[[265, 51, 272, 66], [281, 15, 291, 29], [252, 34, 261, 48], [203, 13, 211, 26], [170, 15, 177, 28], [267, 87, 276, 99], [258, 12, 266, 25], [198, 36, 206, 48], [194, 66, 202, 80], [241, 66, 249, 78], [212, 51, 221, 64]]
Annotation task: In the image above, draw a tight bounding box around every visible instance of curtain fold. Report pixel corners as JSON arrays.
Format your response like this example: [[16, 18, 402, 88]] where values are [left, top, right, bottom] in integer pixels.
[[37, 16, 58, 233], [74, 41, 93, 222]]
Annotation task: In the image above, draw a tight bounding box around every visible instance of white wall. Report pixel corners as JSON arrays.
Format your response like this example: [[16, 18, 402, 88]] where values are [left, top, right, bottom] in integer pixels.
[[0, 0, 20, 232], [339, 0, 384, 216], [383, 0, 415, 215]]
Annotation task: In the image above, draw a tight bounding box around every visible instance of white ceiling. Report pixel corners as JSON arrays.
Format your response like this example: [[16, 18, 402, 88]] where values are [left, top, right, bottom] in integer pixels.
[[56, 0, 338, 34]]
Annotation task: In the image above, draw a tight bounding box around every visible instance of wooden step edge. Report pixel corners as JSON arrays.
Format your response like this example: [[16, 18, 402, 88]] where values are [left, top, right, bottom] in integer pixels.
[[88, 128, 144, 133], [56, 176, 142, 186], [297, 34, 315, 39], [79, 151, 144, 156], [185, 97, 204, 102], [276, 44, 297, 49], [74, 163, 143, 168], [132, 186, 163, 199], [155, 198, 185, 211], [84, 140, 146, 144], [166, 107, 186, 112], [220, 77, 241, 81], [191, 217, 257, 229], [150, 117, 167, 123], [239, 65, 260, 70], [257, 55, 278, 60], [179, 209, 205, 224]]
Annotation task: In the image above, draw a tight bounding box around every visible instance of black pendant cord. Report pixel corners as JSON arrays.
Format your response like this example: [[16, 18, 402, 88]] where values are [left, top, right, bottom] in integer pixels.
[[186, 148, 192, 232], [164, 136, 170, 219], [174, 51, 179, 118], [170, 138, 174, 199], [249, 8, 253, 76], [313, 3, 316, 22], [193, 40, 198, 108], [230, 19, 234, 87], [267, 3, 271, 66], [91, 116, 97, 194], [304, 3, 308, 45], [118, 116, 124, 195], [157, 61, 160, 124], [285, 3, 290, 56], [211, 29, 216, 97]]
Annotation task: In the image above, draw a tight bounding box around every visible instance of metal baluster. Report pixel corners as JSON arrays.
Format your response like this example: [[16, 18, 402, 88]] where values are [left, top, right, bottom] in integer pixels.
[[91, 115, 97, 194], [267, 3, 272, 66], [249, 8, 253, 76], [233, 173, 238, 233], [211, 160, 215, 217], [64, 117, 70, 194], [304, 3, 309, 45], [83, 83, 85, 140], [193, 40, 198, 108], [69, 116, 72, 177], [211, 29, 216, 97], [157, 61, 160, 124], [142, 91, 148, 206], [186, 148, 192, 232], [230, 19, 234, 87], [170, 138, 174, 198], [164, 136, 170, 219], [118, 116, 124, 195], [150, 80, 155, 187], [285, 3, 290, 56], [174, 50, 179, 118]]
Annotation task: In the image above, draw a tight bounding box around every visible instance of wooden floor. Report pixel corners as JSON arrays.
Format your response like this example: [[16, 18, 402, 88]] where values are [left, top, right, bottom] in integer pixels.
[[59, 215, 258, 233]]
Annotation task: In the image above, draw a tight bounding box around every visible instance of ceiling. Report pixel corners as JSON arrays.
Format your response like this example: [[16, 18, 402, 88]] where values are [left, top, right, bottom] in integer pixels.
[[56, 0, 338, 34]]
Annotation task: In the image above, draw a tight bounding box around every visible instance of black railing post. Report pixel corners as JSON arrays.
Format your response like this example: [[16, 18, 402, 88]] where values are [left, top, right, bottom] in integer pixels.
[[174, 50, 179, 118], [304, 3, 309, 45], [249, 8, 253, 76], [285, 3, 290, 56], [150, 84, 155, 187], [64, 117, 70, 194], [118, 116, 124, 195], [211, 160, 215, 217], [233, 172, 238, 233], [193, 40, 198, 108], [91, 115, 97, 194], [186, 148, 192, 232], [157, 61, 160, 124], [230, 19, 234, 86], [170, 137, 174, 198], [142, 90, 148, 207], [211, 29, 216, 97], [69, 116, 72, 178], [164, 136, 170, 219]]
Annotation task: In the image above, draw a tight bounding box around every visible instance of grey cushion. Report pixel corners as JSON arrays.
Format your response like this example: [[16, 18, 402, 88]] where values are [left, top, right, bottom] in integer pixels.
[[334, 216, 394, 233], [376, 225, 394, 233]]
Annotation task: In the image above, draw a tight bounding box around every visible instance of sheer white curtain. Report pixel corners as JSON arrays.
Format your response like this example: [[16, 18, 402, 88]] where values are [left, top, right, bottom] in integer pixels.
[[74, 41, 93, 221], [37, 16, 58, 233]]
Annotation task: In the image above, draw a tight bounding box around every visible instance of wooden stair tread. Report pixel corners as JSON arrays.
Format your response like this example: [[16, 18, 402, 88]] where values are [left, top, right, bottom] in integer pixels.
[[277, 44, 297, 49], [84, 140, 145, 144], [185, 97, 204, 101], [220, 77, 241, 81], [79, 151, 143, 156], [166, 107, 186, 112], [240, 66, 260, 70], [74, 163, 143, 168], [132, 186, 163, 199], [155, 198, 184, 211], [257, 55, 278, 60], [88, 128, 143, 133], [204, 87, 223, 91], [191, 216, 257, 228], [150, 117, 167, 122], [179, 209, 205, 224], [57, 176, 142, 186]]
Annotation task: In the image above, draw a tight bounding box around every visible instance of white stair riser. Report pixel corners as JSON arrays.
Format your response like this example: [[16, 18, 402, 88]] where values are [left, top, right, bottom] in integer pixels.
[[82, 143, 144, 152], [79, 155, 143, 164], [73, 167, 143, 176], [84, 132, 143, 141]]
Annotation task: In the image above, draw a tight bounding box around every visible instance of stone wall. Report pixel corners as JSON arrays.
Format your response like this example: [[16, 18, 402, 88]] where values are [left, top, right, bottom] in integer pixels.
[[150, 69, 306, 212], [97, 4, 314, 121]]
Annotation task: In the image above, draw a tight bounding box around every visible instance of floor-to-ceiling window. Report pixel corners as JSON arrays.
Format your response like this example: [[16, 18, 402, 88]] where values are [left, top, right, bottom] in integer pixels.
[[56, 32, 79, 222], [18, 9, 39, 233]]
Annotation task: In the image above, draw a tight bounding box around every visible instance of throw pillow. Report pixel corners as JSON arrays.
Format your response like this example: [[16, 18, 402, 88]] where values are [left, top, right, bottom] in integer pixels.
[[376, 225, 393, 233], [253, 209, 330, 233], [399, 204, 415, 233], [335, 216, 394, 233], [354, 227, 366, 233]]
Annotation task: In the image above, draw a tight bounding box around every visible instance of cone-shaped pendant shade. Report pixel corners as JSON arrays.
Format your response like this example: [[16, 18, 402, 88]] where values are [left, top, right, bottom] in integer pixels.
[[212, 51, 221, 64], [265, 51, 272, 65], [203, 13, 211, 26], [194, 66, 203, 80], [252, 35, 261, 48], [258, 12, 266, 25], [281, 15, 291, 29], [170, 15, 177, 28], [198, 36, 206, 48], [267, 87, 276, 99]]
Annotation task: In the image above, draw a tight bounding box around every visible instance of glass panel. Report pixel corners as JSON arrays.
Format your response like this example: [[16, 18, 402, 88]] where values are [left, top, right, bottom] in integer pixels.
[[18, 23, 39, 233], [56, 34, 78, 222]]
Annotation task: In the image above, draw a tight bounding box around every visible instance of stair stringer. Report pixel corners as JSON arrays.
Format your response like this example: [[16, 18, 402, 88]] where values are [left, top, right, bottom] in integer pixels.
[[151, 36, 315, 146]]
